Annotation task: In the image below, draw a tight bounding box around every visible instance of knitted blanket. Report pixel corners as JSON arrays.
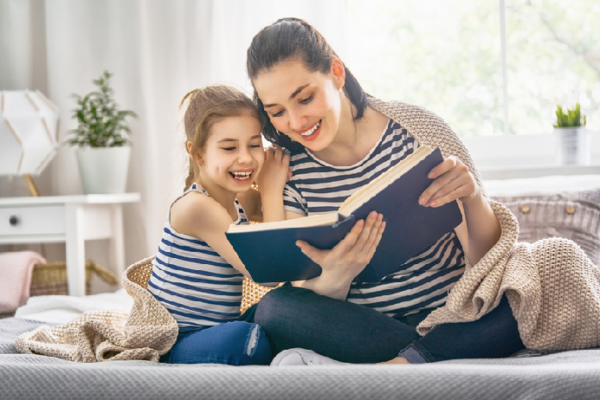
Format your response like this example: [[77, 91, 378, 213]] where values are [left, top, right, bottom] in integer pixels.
[[15, 257, 178, 362], [370, 97, 600, 351]]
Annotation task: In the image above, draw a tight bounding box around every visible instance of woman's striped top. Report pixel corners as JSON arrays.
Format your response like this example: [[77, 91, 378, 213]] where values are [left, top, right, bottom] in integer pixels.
[[283, 119, 465, 317], [147, 183, 247, 331]]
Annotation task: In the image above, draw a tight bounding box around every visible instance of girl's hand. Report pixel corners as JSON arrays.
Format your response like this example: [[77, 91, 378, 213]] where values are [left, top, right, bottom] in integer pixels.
[[418, 156, 479, 208], [295, 211, 386, 299], [256, 145, 291, 197]]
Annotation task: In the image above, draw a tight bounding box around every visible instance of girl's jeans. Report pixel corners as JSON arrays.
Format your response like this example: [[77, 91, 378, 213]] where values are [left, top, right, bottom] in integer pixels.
[[255, 285, 525, 363], [165, 305, 272, 365]]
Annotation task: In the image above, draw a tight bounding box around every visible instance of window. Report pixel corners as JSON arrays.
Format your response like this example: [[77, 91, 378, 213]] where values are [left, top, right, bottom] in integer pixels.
[[346, 0, 599, 137]]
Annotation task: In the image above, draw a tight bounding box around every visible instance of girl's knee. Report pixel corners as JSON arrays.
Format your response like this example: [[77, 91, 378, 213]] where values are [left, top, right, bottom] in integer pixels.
[[168, 321, 272, 365]]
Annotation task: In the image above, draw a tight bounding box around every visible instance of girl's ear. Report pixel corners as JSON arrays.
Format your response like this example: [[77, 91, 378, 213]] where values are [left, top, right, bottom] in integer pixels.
[[330, 58, 346, 90], [188, 142, 204, 166]]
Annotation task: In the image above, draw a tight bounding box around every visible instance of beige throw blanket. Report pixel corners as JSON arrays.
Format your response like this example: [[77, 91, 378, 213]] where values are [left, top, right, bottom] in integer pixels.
[[15, 98, 600, 361], [15, 257, 178, 362], [369, 97, 600, 351]]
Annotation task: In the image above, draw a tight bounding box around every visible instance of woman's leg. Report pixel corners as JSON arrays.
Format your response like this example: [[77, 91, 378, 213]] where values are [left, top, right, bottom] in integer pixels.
[[255, 285, 420, 363], [398, 295, 525, 363], [256, 286, 524, 364], [167, 321, 272, 365]]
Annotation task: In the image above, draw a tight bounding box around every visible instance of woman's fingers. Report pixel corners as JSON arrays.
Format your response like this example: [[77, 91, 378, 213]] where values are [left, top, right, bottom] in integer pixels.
[[354, 212, 382, 253], [419, 156, 476, 207]]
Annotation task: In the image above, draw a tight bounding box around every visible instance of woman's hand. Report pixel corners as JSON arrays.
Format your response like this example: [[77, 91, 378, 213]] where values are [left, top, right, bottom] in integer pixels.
[[419, 155, 501, 266], [295, 211, 386, 300], [418, 156, 479, 208]]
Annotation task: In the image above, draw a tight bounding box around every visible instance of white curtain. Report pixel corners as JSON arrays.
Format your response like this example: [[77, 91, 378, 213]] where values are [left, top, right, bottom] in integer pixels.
[[0, 0, 347, 272]]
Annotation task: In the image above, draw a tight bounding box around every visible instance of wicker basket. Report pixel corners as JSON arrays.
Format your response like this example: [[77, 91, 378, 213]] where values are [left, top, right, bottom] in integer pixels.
[[30, 261, 119, 296]]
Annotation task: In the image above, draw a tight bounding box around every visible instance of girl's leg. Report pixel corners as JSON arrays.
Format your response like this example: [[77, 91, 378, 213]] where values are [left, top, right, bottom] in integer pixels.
[[399, 295, 525, 363], [255, 285, 421, 363], [167, 321, 272, 365]]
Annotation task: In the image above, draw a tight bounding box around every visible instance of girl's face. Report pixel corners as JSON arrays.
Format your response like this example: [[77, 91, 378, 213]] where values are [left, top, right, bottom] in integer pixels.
[[252, 59, 345, 153], [197, 112, 264, 195]]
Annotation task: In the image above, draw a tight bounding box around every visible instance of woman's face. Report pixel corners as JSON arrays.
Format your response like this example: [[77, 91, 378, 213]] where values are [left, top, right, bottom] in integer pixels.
[[252, 59, 345, 153]]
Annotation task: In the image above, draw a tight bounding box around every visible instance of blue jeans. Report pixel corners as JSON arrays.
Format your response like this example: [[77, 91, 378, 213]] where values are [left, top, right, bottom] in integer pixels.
[[255, 285, 525, 363], [165, 306, 272, 365]]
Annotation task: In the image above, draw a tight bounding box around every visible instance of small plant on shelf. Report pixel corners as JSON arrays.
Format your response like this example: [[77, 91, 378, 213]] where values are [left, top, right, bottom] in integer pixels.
[[68, 71, 138, 148], [554, 103, 586, 128]]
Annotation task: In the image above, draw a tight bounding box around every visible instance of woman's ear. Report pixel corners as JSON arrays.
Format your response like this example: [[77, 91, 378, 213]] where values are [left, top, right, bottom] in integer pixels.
[[330, 58, 346, 90]]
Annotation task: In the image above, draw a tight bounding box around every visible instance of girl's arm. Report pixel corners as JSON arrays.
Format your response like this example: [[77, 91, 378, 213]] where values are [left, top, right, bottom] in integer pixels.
[[255, 146, 290, 222], [418, 156, 501, 266], [170, 192, 279, 287]]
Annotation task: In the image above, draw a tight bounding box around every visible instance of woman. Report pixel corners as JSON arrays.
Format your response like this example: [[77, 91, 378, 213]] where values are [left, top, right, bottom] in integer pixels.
[[245, 18, 528, 364]]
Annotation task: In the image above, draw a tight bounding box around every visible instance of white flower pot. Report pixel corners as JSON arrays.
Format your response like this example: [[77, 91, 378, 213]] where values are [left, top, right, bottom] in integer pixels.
[[76, 147, 131, 194], [555, 127, 590, 166]]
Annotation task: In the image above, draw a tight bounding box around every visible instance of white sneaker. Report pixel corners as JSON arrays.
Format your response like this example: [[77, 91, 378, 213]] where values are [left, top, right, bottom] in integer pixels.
[[271, 348, 347, 367]]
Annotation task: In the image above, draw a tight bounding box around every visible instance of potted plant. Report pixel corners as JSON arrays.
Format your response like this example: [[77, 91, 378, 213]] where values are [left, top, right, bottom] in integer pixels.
[[554, 103, 589, 166], [68, 71, 137, 194]]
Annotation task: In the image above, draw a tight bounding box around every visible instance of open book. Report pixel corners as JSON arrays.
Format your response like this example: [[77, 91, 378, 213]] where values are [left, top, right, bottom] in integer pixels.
[[226, 146, 463, 283]]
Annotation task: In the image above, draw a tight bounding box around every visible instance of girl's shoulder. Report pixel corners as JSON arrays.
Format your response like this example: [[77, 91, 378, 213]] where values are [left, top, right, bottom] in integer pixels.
[[170, 191, 231, 240]]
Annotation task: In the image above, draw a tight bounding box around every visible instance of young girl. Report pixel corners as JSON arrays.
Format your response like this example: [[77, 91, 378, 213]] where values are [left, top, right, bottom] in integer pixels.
[[147, 85, 285, 365]]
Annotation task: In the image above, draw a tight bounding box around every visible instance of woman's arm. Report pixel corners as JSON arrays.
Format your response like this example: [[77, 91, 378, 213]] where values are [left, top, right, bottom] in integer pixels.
[[418, 156, 501, 266]]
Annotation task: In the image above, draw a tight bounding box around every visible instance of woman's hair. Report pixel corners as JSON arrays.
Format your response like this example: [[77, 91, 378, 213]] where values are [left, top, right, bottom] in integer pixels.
[[247, 17, 368, 153], [181, 85, 265, 191]]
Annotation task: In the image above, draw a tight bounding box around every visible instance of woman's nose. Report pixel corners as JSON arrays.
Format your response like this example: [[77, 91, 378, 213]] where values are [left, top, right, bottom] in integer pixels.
[[288, 110, 307, 131]]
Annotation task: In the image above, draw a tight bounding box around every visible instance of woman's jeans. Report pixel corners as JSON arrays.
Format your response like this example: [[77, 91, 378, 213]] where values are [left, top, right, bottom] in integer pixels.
[[255, 285, 525, 364], [165, 305, 272, 365]]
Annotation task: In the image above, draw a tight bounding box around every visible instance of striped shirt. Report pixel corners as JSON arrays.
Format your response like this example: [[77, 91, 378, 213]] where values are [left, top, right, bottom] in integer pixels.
[[284, 119, 465, 317], [147, 183, 247, 331]]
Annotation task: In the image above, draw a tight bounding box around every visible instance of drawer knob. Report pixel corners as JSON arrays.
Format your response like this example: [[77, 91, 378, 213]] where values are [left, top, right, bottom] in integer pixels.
[[520, 205, 531, 214], [9, 215, 19, 226], [566, 205, 575, 215]]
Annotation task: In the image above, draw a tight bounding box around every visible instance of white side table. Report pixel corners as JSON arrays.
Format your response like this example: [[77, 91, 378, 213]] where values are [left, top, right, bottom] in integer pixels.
[[0, 193, 140, 296]]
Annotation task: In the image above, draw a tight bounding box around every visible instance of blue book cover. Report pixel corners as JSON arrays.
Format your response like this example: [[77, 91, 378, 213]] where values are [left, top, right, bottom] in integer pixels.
[[226, 147, 463, 283]]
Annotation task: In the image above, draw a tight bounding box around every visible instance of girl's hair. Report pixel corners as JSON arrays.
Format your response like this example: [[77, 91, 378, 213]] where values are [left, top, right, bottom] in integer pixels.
[[246, 17, 368, 153], [181, 85, 265, 191]]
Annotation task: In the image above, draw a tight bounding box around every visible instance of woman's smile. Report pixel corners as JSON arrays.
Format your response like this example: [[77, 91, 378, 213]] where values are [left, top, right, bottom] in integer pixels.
[[296, 120, 322, 141]]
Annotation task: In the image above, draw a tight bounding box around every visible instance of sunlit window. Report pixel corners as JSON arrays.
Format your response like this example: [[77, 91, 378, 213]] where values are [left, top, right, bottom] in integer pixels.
[[346, 0, 599, 136]]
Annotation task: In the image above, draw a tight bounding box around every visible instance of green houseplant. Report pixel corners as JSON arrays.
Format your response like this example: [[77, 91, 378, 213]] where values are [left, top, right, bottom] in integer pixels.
[[554, 103, 589, 166], [69, 71, 137, 194]]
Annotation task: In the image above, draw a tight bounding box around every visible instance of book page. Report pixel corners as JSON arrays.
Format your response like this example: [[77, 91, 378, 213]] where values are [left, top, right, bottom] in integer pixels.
[[227, 212, 338, 233]]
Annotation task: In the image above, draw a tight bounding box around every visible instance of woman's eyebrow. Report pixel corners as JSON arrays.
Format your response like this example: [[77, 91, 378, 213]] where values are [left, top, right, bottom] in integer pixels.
[[263, 84, 309, 108]]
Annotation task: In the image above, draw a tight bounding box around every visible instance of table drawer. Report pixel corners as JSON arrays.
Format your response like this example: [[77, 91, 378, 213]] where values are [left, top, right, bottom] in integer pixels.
[[0, 205, 66, 236]]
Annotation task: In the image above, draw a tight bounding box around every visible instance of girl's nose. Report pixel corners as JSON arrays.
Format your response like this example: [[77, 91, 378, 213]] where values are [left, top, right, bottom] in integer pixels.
[[238, 148, 252, 164]]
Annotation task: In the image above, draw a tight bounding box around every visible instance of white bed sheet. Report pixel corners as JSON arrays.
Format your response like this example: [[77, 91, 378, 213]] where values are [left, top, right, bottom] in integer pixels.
[[14, 289, 133, 324]]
